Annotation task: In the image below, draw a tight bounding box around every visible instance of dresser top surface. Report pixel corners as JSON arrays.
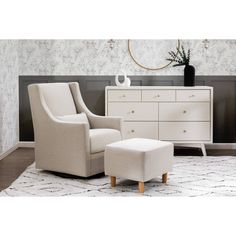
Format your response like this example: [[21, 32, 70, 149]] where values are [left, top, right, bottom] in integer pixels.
[[106, 86, 213, 90]]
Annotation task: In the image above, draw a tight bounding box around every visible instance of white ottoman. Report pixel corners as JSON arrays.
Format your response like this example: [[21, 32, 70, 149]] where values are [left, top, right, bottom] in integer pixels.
[[104, 138, 174, 193]]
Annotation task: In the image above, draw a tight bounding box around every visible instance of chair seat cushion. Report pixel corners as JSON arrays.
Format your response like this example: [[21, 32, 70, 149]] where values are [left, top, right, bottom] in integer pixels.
[[89, 129, 121, 154], [57, 113, 90, 128]]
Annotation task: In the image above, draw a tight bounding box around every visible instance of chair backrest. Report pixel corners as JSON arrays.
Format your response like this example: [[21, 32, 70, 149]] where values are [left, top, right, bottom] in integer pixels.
[[37, 83, 77, 116]]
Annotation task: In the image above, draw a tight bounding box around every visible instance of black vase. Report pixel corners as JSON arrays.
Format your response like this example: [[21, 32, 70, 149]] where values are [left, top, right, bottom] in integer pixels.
[[184, 65, 195, 86]]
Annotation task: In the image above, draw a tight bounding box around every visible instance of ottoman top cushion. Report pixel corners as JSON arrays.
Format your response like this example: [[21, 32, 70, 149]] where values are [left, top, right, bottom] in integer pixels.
[[106, 138, 172, 152]]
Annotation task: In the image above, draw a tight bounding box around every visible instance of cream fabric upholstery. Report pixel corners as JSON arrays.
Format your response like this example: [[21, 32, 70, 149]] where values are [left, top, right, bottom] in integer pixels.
[[28, 82, 122, 177], [39, 83, 77, 116], [89, 129, 121, 154], [105, 138, 173, 182], [69, 82, 123, 132], [57, 113, 90, 128]]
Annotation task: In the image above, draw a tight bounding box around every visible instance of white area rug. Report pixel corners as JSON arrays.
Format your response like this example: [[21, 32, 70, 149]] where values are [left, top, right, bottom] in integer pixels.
[[1, 156, 236, 196]]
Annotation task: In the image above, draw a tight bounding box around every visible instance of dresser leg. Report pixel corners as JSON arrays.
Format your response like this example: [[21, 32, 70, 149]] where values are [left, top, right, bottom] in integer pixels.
[[138, 182, 145, 193], [201, 143, 207, 157], [110, 176, 116, 187], [162, 173, 168, 183]]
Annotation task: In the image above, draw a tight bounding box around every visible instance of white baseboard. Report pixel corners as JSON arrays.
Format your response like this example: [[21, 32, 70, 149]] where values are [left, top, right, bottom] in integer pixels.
[[0, 144, 19, 160], [18, 141, 35, 148], [205, 143, 236, 149], [176, 143, 236, 149]]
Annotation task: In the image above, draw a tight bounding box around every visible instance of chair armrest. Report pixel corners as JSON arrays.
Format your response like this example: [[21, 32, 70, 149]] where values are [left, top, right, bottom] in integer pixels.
[[68, 82, 123, 132], [37, 118, 90, 159], [34, 120, 91, 176], [87, 114, 123, 132], [52, 120, 89, 140], [32, 87, 90, 153], [53, 120, 89, 147]]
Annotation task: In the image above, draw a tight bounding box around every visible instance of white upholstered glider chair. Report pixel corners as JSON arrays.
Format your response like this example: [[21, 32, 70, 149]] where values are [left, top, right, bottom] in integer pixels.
[[28, 82, 122, 177]]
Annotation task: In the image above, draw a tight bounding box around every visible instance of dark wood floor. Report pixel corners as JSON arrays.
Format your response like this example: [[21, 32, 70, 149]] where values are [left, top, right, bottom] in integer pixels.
[[0, 148, 34, 191], [0, 147, 236, 191]]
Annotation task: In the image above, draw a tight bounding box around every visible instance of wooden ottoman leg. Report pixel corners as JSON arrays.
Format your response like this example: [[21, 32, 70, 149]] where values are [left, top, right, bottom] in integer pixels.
[[110, 176, 116, 187], [139, 182, 145, 193], [162, 173, 168, 183]]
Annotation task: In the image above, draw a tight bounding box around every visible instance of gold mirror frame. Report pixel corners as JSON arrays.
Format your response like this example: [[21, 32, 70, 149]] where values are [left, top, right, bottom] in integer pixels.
[[128, 39, 180, 71]]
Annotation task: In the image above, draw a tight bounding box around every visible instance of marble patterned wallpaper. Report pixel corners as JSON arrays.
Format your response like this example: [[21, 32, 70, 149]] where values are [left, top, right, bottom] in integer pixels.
[[0, 40, 18, 155], [18, 40, 236, 75], [1, 39, 236, 155]]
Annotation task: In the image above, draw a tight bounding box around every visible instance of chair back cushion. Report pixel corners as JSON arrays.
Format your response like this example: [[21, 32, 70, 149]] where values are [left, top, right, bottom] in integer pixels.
[[39, 83, 77, 116], [57, 113, 90, 128]]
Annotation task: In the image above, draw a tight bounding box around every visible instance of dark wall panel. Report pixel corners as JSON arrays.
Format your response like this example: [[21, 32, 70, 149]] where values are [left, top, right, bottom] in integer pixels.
[[206, 79, 236, 142], [19, 75, 236, 143]]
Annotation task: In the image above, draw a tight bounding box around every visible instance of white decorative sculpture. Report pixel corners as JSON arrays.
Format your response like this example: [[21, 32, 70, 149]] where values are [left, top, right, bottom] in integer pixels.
[[115, 72, 131, 87]]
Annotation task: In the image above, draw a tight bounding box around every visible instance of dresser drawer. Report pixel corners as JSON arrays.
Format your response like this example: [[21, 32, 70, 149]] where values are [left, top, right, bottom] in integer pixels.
[[107, 90, 141, 101], [176, 90, 210, 102], [122, 122, 158, 139], [159, 122, 210, 141], [159, 102, 210, 121], [142, 90, 175, 102], [107, 102, 158, 121]]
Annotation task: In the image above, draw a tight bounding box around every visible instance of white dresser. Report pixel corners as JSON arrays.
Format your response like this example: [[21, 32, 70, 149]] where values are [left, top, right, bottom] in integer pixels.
[[105, 86, 213, 156]]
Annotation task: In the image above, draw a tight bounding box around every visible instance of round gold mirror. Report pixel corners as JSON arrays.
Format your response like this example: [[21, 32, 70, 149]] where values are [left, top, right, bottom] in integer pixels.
[[128, 39, 180, 71]]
